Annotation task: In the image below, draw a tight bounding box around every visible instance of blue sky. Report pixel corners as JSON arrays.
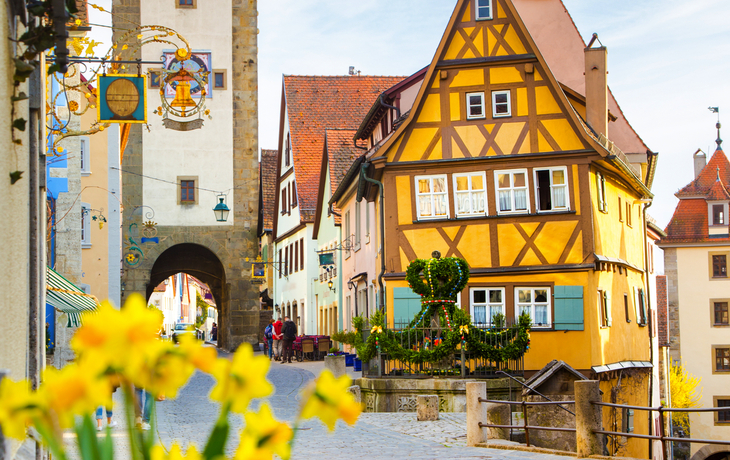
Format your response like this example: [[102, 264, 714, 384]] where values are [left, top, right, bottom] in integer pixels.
[[90, 1, 730, 231]]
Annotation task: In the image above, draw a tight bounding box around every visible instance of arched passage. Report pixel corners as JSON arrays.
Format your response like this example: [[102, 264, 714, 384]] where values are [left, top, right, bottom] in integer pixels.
[[147, 244, 229, 348], [690, 445, 730, 460]]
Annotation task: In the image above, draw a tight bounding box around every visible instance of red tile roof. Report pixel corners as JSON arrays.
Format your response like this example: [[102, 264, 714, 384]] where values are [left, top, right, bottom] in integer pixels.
[[677, 149, 730, 196], [284, 75, 405, 223], [663, 149, 730, 244], [260, 149, 278, 232], [325, 129, 364, 225]]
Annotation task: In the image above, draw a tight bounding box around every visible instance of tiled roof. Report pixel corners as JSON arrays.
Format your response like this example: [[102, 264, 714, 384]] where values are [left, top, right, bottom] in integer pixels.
[[325, 129, 364, 225], [284, 75, 405, 223], [663, 149, 730, 244], [677, 149, 730, 196], [260, 149, 278, 232]]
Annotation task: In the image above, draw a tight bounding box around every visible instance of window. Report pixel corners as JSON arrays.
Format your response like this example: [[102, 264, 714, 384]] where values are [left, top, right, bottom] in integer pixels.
[[713, 204, 726, 225], [466, 92, 485, 120], [148, 69, 162, 88], [715, 347, 730, 372], [496, 169, 529, 214], [618, 197, 623, 222], [355, 201, 361, 249], [180, 179, 196, 204], [344, 210, 351, 258], [281, 188, 287, 215], [415, 175, 449, 220], [80, 137, 90, 175], [626, 202, 632, 227], [715, 302, 729, 326], [176, 0, 196, 8], [284, 246, 289, 276], [291, 181, 297, 207], [81, 203, 91, 248], [596, 171, 607, 212], [212, 69, 226, 90], [300, 238, 304, 270], [470, 288, 505, 325], [598, 289, 612, 327], [454, 172, 487, 217], [716, 398, 730, 424], [294, 240, 299, 272], [278, 249, 282, 278], [534, 167, 568, 211], [285, 133, 291, 167], [475, 0, 493, 20], [492, 90, 511, 118], [365, 202, 370, 242], [515, 287, 551, 328], [712, 254, 727, 278], [624, 294, 631, 323], [634, 288, 647, 326]]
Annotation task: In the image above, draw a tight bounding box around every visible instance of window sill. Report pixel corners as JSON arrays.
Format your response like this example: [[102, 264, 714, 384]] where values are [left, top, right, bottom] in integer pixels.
[[713, 324, 730, 327], [82, 243, 92, 249], [711, 276, 729, 280], [536, 208, 571, 214], [412, 210, 577, 224], [81, 171, 91, 177], [467, 115, 486, 121]]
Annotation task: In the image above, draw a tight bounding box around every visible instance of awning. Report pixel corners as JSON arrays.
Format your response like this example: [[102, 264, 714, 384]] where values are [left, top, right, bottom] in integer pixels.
[[46, 266, 99, 327], [592, 360, 653, 374]]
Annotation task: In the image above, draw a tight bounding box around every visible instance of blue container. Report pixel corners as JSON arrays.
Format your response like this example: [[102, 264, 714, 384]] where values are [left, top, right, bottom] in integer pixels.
[[345, 354, 354, 367], [354, 358, 362, 371]]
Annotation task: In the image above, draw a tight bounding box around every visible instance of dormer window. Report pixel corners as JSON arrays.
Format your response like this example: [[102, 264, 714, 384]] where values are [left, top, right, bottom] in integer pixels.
[[476, 0, 493, 20], [714, 204, 725, 225]]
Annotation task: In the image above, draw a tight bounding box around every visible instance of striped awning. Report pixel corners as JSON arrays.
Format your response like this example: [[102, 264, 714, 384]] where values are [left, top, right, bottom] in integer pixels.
[[46, 266, 99, 327]]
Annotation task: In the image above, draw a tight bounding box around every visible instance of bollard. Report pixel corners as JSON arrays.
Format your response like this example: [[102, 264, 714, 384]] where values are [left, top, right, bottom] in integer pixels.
[[466, 381, 488, 446], [575, 380, 605, 457], [417, 395, 439, 421]]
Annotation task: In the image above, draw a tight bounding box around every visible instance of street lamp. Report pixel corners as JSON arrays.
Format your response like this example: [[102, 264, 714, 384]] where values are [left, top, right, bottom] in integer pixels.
[[328, 280, 336, 293], [213, 194, 230, 222]]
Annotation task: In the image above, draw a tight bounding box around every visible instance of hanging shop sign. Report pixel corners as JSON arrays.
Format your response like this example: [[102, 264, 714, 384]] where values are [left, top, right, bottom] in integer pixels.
[[97, 75, 147, 123]]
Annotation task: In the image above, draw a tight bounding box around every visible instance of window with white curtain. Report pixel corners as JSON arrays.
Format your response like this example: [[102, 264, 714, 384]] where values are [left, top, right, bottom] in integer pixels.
[[495, 169, 529, 214], [515, 287, 551, 328], [81, 203, 91, 248], [470, 288, 505, 325], [535, 167, 569, 211], [466, 92, 485, 119], [415, 175, 449, 220], [80, 137, 90, 175], [454, 172, 487, 217]]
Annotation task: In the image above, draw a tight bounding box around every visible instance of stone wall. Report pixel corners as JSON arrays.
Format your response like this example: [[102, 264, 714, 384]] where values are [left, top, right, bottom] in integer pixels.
[[525, 394, 576, 452], [663, 248, 680, 362], [357, 377, 521, 413]]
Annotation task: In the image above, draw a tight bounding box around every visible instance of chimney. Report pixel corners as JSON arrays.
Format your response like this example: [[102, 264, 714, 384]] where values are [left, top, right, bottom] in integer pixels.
[[584, 45, 608, 138], [693, 149, 707, 178]]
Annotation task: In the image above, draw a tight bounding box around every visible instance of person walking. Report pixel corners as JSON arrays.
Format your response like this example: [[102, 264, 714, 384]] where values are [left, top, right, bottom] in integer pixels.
[[211, 322, 218, 342], [134, 386, 153, 431], [272, 317, 283, 361], [281, 316, 297, 364], [264, 319, 274, 360], [96, 384, 119, 431]]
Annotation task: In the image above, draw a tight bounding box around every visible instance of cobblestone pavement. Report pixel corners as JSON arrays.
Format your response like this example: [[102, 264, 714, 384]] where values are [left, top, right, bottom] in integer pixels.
[[65, 347, 570, 460]]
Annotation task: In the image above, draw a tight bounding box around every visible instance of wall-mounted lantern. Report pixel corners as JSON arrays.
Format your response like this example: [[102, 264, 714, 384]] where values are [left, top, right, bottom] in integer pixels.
[[213, 194, 230, 222]]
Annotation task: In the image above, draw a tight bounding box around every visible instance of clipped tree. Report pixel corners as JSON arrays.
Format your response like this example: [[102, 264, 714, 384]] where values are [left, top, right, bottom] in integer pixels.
[[195, 292, 209, 328], [670, 361, 702, 433]]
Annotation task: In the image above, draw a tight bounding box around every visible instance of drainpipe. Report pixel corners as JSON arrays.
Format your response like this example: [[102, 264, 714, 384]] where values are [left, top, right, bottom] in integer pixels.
[[640, 198, 655, 459], [327, 202, 341, 218], [359, 163, 386, 316], [378, 94, 400, 119]]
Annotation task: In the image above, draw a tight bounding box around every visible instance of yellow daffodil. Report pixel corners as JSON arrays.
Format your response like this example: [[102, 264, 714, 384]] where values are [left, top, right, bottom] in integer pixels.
[[209, 344, 272, 413], [459, 325, 469, 334], [235, 404, 292, 460], [40, 363, 111, 428], [370, 326, 382, 334], [0, 378, 42, 440], [71, 294, 163, 377], [128, 340, 193, 399], [177, 334, 217, 374], [151, 443, 202, 460], [299, 370, 361, 431]]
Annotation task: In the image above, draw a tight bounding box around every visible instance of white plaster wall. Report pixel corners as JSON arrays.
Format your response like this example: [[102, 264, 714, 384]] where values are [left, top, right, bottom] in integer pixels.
[[675, 246, 730, 449], [399, 80, 422, 116], [276, 174, 301, 232], [141, 0, 234, 226], [274, 225, 318, 335]]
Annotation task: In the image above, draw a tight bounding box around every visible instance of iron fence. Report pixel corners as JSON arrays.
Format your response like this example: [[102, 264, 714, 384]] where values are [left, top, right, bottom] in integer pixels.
[[363, 320, 524, 378]]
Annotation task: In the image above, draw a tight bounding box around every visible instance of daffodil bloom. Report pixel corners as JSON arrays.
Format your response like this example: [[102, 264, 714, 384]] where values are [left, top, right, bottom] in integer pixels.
[[128, 340, 193, 399], [459, 325, 469, 334], [71, 294, 163, 377], [209, 344, 272, 413], [370, 326, 382, 334], [177, 335, 217, 374], [0, 379, 43, 440], [235, 404, 292, 460], [299, 370, 361, 431], [151, 443, 202, 460], [40, 363, 111, 429]]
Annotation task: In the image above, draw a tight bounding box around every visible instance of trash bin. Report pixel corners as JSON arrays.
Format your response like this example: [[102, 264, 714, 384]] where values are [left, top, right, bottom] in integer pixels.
[[354, 357, 362, 371], [345, 354, 355, 367]]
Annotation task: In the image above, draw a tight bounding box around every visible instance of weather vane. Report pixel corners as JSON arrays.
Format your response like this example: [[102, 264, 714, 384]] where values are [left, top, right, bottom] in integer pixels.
[[709, 107, 721, 148]]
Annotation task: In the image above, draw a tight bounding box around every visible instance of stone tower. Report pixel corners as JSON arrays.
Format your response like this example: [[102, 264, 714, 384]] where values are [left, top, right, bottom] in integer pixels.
[[113, 0, 260, 350]]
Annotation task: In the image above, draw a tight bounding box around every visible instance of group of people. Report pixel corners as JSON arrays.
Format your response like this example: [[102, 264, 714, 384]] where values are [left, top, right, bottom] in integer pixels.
[[264, 316, 297, 363]]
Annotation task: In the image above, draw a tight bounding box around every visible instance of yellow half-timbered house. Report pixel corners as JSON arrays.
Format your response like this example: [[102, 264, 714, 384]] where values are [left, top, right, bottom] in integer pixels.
[[353, 0, 658, 456]]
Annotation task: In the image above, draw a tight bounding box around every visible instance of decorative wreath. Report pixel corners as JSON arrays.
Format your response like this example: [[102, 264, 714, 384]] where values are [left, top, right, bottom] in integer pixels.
[[357, 251, 531, 366]]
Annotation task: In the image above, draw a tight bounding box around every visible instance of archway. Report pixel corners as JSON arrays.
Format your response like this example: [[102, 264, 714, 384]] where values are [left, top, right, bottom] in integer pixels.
[[147, 244, 229, 348], [690, 444, 730, 460]]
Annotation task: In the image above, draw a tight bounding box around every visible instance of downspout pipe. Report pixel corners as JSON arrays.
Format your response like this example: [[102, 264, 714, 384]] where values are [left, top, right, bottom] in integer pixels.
[[359, 163, 386, 315], [641, 198, 655, 459], [378, 94, 400, 119]]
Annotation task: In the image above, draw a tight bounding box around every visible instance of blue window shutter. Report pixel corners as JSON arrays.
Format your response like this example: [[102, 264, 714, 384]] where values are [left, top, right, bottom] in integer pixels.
[[554, 285, 584, 331], [393, 287, 422, 327]]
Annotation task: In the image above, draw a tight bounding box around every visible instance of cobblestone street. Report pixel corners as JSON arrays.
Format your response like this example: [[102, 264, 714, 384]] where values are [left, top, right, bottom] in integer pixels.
[[65, 348, 571, 460]]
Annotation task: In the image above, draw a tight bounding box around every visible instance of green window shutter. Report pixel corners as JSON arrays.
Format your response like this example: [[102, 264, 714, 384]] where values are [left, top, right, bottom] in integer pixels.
[[554, 285, 584, 331], [393, 287, 422, 328]]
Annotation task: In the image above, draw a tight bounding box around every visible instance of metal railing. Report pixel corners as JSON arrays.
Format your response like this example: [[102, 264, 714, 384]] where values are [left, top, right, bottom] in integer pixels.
[[478, 398, 576, 447], [364, 321, 524, 378], [591, 401, 730, 455]]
